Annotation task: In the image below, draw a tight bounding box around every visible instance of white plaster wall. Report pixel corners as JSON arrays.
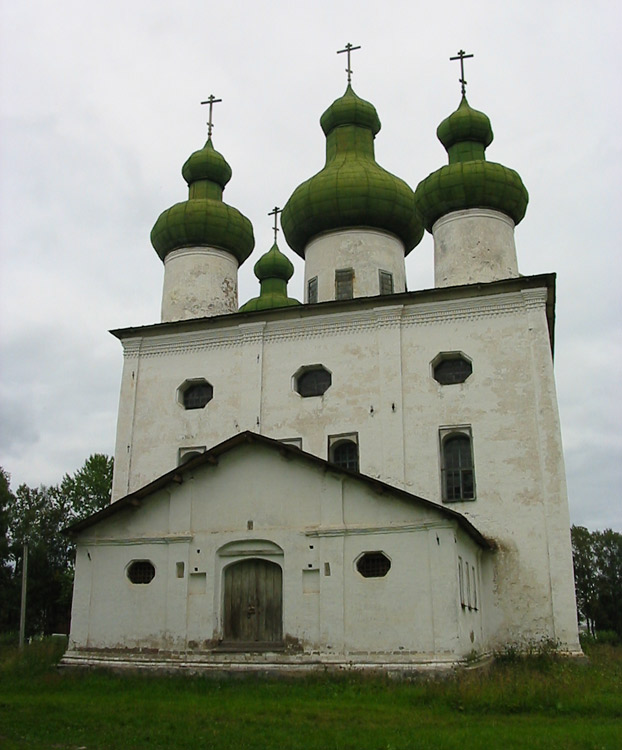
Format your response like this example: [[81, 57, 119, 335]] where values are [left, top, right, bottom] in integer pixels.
[[161, 247, 239, 322], [71, 445, 480, 659], [304, 229, 406, 302], [433, 209, 519, 287], [108, 284, 579, 654]]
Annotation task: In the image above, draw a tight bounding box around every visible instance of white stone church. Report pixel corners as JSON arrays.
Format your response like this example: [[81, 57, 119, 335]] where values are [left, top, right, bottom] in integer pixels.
[[63, 69, 581, 671]]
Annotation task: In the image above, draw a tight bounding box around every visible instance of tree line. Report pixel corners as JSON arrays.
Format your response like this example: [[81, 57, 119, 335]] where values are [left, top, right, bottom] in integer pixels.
[[571, 525, 622, 639], [0, 455, 620, 641], [0, 456, 112, 636]]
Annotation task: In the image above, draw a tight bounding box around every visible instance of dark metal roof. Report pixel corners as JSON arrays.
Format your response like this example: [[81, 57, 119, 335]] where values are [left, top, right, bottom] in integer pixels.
[[66, 431, 494, 550]]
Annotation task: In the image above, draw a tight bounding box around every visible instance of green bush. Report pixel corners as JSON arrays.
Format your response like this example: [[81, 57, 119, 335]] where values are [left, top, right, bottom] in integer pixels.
[[595, 630, 620, 646], [0, 635, 67, 676]]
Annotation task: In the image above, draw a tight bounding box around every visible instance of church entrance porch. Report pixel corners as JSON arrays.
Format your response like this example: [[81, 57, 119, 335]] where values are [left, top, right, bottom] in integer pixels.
[[222, 558, 283, 649]]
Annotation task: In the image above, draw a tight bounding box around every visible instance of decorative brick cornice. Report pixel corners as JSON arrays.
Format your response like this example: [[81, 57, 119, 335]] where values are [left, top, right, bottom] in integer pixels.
[[121, 286, 549, 358]]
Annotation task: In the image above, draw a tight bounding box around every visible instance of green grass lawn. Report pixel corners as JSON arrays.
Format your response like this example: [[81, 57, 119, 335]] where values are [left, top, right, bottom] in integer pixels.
[[0, 639, 620, 749]]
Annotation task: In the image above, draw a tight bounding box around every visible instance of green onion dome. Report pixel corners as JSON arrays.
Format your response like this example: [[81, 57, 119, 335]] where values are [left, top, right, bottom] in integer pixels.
[[414, 96, 528, 232], [151, 138, 254, 264], [281, 85, 424, 257], [239, 242, 301, 312]]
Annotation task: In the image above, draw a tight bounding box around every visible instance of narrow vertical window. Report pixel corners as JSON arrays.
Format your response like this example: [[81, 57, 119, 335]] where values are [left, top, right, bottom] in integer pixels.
[[465, 564, 472, 609], [458, 557, 465, 607], [335, 268, 354, 300], [442, 433, 475, 501], [472, 564, 477, 610], [379, 270, 394, 295], [308, 276, 318, 304]]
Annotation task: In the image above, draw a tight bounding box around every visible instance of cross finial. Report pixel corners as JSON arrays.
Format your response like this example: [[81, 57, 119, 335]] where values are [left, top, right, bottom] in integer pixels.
[[268, 206, 282, 244], [337, 42, 361, 85], [200, 94, 222, 139], [449, 50, 474, 96]]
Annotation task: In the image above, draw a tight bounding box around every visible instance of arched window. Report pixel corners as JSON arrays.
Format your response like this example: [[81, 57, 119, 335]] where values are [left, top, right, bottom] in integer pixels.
[[330, 440, 359, 471], [442, 434, 475, 501]]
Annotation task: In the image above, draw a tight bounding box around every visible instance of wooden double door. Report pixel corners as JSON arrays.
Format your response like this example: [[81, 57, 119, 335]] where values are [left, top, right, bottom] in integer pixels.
[[223, 558, 283, 645]]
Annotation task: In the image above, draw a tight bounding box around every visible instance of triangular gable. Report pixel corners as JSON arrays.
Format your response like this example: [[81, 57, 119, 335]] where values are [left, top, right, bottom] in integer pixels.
[[67, 431, 492, 549]]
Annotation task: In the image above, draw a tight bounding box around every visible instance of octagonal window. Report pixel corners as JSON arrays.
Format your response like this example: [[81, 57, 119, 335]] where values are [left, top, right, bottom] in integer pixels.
[[432, 353, 472, 385], [127, 560, 156, 585], [294, 365, 332, 398], [178, 379, 213, 410], [356, 552, 391, 578]]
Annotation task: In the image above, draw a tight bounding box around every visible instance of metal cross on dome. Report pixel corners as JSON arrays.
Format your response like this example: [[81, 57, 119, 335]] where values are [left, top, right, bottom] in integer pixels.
[[337, 42, 361, 85], [200, 94, 222, 139], [450, 50, 474, 96], [268, 206, 282, 244]]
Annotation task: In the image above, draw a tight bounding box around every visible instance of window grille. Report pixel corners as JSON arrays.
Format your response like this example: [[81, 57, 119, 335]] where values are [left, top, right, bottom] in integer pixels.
[[296, 368, 332, 397], [308, 277, 318, 304], [331, 440, 359, 471], [434, 357, 472, 385], [127, 560, 156, 584], [335, 268, 354, 300], [379, 270, 394, 295], [357, 552, 391, 578], [183, 383, 213, 409], [442, 435, 475, 501]]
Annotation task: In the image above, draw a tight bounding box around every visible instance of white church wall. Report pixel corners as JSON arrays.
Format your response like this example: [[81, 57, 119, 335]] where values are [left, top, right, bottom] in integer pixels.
[[304, 229, 407, 302], [432, 209, 519, 287], [71, 443, 486, 660], [161, 247, 239, 322], [107, 281, 579, 653]]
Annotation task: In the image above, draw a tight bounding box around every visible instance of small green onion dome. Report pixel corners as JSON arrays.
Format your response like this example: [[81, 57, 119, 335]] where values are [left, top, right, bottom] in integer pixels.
[[239, 242, 301, 312], [281, 85, 423, 257], [151, 138, 254, 264], [319, 85, 381, 136], [414, 96, 528, 232]]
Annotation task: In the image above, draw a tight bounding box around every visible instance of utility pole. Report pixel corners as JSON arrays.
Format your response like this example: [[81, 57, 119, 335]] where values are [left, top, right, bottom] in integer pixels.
[[18, 542, 28, 649]]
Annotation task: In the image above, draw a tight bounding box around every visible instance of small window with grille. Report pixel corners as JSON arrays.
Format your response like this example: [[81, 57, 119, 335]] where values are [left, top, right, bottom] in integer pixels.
[[295, 366, 332, 397], [330, 440, 359, 471], [379, 270, 394, 295], [127, 560, 156, 585], [308, 276, 318, 304], [178, 379, 213, 410], [184, 383, 212, 409], [335, 268, 354, 300], [432, 354, 472, 385], [356, 552, 391, 578]]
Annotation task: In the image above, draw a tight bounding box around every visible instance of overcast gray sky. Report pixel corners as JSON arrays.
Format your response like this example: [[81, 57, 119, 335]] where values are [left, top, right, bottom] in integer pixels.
[[1, 0, 620, 530]]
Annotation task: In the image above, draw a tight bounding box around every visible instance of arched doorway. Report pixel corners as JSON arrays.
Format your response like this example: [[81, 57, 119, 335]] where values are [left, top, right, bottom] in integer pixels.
[[223, 558, 283, 645]]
